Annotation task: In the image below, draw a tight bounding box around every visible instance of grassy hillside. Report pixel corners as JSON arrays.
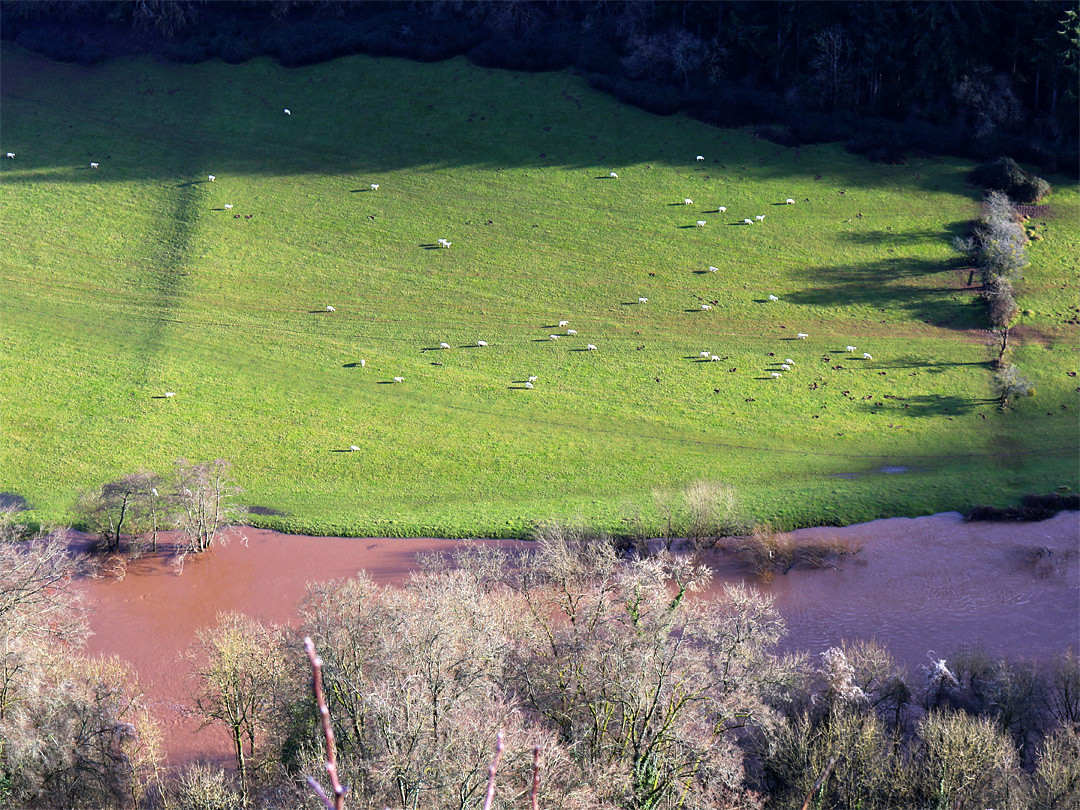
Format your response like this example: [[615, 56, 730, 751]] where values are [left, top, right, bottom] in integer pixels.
[[1, 46, 1076, 537]]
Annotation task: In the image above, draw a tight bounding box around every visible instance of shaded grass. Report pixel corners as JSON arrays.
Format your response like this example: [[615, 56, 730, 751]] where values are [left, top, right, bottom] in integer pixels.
[[1, 46, 1077, 536]]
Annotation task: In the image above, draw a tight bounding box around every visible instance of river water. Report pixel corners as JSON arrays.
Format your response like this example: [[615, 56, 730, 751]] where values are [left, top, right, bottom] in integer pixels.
[[75, 511, 1079, 766]]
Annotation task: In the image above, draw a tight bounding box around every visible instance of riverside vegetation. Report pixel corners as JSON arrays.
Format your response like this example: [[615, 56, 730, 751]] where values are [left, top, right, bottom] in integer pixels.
[[1, 514, 1078, 810], [1, 47, 1078, 537]]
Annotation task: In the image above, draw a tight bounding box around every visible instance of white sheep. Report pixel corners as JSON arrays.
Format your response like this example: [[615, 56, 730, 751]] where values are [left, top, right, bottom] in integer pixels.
[[785, 359, 794, 365], [525, 381, 534, 389], [586, 344, 597, 351], [441, 241, 452, 248], [284, 109, 291, 115], [360, 359, 366, 367], [558, 320, 569, 327], [5, 152, 13, 159], [797, 333, 809, 339], [786, 198, 795, 204], [90, 162, 99, 169], [768, 294, 779, 301], [164, 392, 175, 398], [781, 364, 790, 371], [208, 175, 215, 182], [393, 376, 404, 383], [350, 445, 360, 451], [638, 297, 648, 304], [609, 171, 618, 178], [528, 375, 538, 382], [439, 342, 451, 349], [477, 340, 488, 347], [326, 305, 335, 312], [847, 346, 857, 353], [771, 372, 782, 379], [696, 155, 705, 161], [717, 206, 726, 213], [755, 214, 766, 222], [700, 304, 712, 311], [683, 198, 693, 205], [708, 266, 718, 273], [696, 220, 706, 227], [549, 334, 559, 341], [744, 218, 754, 225], [711, 355, 720, 362], [700, 351, 711, 358], [370, 184, 379, 191], [224, 203, 233, 209], [863, 353, 873, 360], [566, 329, 577, 336]]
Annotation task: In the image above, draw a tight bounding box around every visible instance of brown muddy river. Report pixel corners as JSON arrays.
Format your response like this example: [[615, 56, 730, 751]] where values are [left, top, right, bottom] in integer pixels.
[[75, 512, 1079, 766]]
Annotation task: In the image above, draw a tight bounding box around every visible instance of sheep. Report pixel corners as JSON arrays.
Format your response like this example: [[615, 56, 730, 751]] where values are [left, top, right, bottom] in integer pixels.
[[525, 381, 534, 389], [586, 344, 597, 351], [711, 355, 721, 362], [350, 445, 360, 451], [785, 359, 794, 365], [609, 171, 618, 178], [744, 219, 754, 225], [786, 198, 795, 204], [284, 109, 291, 115], [717, 206, 726, 213], [708, 266, 718, 273], [208, 175, 215, 182], [439, 342, 451, 349], [549, 334, 559, 341], [566, 329, 577, 336], [863, 353, 873, 360], [5, 152, 13, 159], [224, 203, 233, 209], [768, 294, 779, 301], [700, 351, 711, 358], [638, 297, 648, 304], [558, 320, 569, 327], [846, 346, 857, 353], [164, 392, 175, 398], [755, 214, 766, 222], [683, 198, 693, 205], [477, 340, 488, 347], [700, 304, 712, 311], [771, 372, 782, 379], [796, 333, 809, 339], [90, 162, 99, 169], [360, 359, 366, 367], [326, 305, 335, 312], [781, 364, 791, 371], [696, 155, 705, 161], [528, 375, 538, 382], [370, 183, 380, 191], [696, 220, 706, 227], [441, 240, 452, 249], [393, 376, 405, 383]]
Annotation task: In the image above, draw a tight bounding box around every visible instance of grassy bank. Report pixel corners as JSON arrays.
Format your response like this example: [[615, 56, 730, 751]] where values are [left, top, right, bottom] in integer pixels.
[[1, 45, 1077, 537]]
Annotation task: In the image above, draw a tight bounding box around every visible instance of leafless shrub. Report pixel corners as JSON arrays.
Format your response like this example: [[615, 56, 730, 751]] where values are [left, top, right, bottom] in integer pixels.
[[173, 459, 245, 558], [167, 762, 242, 810], [727, 525, 859, 581]]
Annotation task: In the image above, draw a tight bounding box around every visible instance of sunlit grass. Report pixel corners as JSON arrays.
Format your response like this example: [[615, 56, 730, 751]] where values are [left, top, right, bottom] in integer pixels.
[[1, 45, 1076, 536]]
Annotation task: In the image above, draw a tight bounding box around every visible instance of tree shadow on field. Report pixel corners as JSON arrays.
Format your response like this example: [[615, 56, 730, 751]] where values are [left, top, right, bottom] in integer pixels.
[[880, 394, 992, 417], [788, 257, 982, 330], [876, 354, 991, 372], [838, 222, 967, 246]]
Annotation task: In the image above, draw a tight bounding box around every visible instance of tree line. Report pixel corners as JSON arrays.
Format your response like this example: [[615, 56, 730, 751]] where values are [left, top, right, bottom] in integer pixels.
[[2, 1, 1077, 175], [1, 515, 1077, 809]]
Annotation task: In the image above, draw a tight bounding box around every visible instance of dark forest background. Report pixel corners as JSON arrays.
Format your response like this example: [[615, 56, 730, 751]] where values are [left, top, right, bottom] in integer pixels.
[[2, 1, 1078, 173]]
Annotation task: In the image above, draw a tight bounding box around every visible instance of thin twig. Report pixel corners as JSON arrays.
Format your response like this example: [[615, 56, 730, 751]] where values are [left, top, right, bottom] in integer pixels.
[[305, 636, 347, 810], [481, 732, 505, 810], [799, 755, 837, 810], [529, 744, 541, 810]]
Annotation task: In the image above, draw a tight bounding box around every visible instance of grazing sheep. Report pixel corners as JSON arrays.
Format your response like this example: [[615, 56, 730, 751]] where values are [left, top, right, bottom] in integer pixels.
[[744, 218, 754, 225], [863, 353, 873, 360], [164, 392, 175, 398], [717, 206, 726, 213], [638, 297, 648, 304], [5, 152, 13, 159], [360, 359, 366, 367], [558, 320, 569, 327], [709, 266, 718, 273], [781, 364, 790, 371], [326, 305, 335, 312], [566, 329, 577, 336], [847, 346, 857, 353], [700, 351, 711, 358], [711, 355, 721, 362], [785, 359, 794, 365], [755, 214, 766, 222], [696, 155, 705, 161], [528, 375, 538, 382], [90, 162, 99, 169], [683, 198, 693, 205], [439, 342, 451, 349], [786, 198, 795, 204], [224, 204, 233, 209], [477, 340, 488, 347], [771, 372, 782, 379], [549, 334, 559, 341], [284, 109, 291, 115], [208, 175, 215, 182], [768, 294, 779, 301], [350, 445, 360, 451], [797, 333, 809, 339], [700, 304, 712, 311], [370, 184, 380, 191], [609, 171, 618, 178], [393, 376, 405, 383], [525, 381, 534, 389], [586, 344, 597, 351], [441, 240, 452, 248], [696, 220, 706, 227]]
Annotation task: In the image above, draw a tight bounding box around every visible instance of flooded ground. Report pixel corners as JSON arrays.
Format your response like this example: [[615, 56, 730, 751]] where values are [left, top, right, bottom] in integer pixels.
[[75, 512, 1079, 766]]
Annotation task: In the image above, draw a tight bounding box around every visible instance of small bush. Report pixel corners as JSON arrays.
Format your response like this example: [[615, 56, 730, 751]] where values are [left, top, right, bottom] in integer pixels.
[[984, 276, 1019, 328], [970, 156, 1052, 203]]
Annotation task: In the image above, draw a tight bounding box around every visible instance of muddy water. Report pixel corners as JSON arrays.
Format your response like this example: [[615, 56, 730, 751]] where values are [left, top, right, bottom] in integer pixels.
[[76, 513, 1079, 766]]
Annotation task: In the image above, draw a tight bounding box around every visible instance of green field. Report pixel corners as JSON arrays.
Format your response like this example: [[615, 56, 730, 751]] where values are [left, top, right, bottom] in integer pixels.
[[1, 45, 1077, 537]]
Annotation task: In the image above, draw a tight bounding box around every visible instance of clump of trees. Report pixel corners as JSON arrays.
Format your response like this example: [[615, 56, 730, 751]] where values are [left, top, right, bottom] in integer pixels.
[[970, 157, 1053, 205]]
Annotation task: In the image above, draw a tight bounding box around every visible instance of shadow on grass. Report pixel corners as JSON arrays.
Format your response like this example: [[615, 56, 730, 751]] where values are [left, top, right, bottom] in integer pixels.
[[838, 221, 967, 246], [883, 394, 994, 417], [507, 384, 532, 389], [343, 362, 362, 368], [420, 243, 444, 250]]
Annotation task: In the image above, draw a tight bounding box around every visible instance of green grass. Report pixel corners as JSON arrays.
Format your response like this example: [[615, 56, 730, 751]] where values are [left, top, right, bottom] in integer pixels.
[[1, 46, 1077, 537]]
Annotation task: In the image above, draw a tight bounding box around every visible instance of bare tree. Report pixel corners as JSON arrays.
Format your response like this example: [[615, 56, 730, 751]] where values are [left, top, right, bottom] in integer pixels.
[[78, 471, 163, 555], [173, 459, 244, 556]]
